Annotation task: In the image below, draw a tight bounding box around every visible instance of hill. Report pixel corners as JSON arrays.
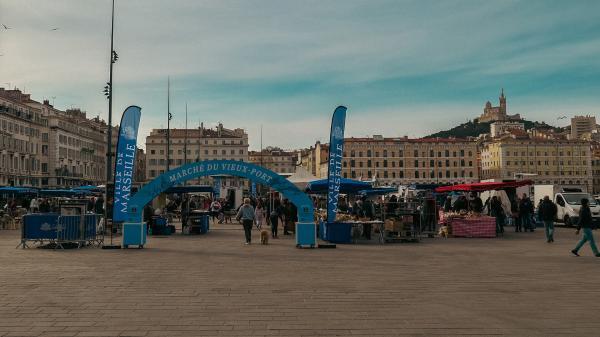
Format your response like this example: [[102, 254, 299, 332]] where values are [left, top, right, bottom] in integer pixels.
[[425, 119, 560, 139]]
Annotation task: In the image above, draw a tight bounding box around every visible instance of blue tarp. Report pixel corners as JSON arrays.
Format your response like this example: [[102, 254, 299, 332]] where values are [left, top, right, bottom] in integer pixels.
[[0, 187, 38, 194], [39, 189, 91, 197], [73, 185, 103, 192], [305, 178, 372, 194], [358, 187, 397, 196]]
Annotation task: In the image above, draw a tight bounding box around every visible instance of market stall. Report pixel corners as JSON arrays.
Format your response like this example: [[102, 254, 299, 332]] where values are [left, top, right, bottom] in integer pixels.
[[435, 180, 533, 238]]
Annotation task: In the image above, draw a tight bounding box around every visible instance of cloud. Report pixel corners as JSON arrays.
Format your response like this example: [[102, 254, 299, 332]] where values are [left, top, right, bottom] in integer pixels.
[[1, 0, 599, 150]]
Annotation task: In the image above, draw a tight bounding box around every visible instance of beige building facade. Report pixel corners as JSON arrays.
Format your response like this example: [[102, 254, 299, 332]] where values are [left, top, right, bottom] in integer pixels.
[[0, 88, 107, 188], [249, 147, 297, 175], [301, 136, 479, 185], [570, 115, 597, 140], [145, 123, 249, 188], [481, 135, 592, 190]]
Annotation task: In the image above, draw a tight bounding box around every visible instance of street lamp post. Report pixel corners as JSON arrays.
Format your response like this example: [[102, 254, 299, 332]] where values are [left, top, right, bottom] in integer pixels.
[[102, 0, 119, 249]]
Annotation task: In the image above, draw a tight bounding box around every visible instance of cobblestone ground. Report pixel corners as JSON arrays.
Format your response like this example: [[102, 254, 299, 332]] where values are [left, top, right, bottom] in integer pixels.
[[1, 224, 599, 337]]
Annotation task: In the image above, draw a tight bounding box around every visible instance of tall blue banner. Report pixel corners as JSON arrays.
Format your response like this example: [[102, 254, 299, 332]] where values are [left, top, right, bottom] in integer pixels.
[[326, 106, 347, 223], [251, 181, 257, 197], [213, 177, 221, 199], [112, 106, 142, 223]]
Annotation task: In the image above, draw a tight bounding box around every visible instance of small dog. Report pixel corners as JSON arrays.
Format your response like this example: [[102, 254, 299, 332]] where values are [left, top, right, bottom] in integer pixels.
[[260, 230, 269, 245], [438, 225, 449, 238]]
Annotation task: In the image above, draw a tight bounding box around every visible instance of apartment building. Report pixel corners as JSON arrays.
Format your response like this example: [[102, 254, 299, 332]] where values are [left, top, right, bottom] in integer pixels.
[[481, 134, 592, 190], [145, 123, 249, 188], [300, 136, 479, 185], [249, 147, 297, 175]]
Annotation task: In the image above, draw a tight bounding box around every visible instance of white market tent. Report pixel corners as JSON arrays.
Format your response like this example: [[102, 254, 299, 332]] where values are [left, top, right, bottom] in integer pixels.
[[286, 166, 318, 189]]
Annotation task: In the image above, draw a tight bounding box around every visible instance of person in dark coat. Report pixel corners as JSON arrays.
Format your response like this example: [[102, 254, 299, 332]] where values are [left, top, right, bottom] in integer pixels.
[[539, 196, 557, 243], [490, 196, 505, 234], [519, 194, 534, 232], [571, 198, 600, 257], [269, 200, 282, 238], [469, 193, 483, 213], [94, 196, 104, 215], [443, 196, 452, 213]]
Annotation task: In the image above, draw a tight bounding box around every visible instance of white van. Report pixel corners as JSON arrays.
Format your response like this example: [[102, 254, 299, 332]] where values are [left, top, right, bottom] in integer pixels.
[[554, 192, 600, 226]]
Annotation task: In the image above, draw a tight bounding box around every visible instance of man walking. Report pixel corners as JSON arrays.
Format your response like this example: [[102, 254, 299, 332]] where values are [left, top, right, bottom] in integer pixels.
[[539, 196, 557, 243], [571, 198, 600, 257], [236, 198, 256, 245]]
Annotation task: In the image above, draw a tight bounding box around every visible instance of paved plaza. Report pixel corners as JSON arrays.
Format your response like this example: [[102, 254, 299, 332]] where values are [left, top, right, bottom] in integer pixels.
[[1, 224, 600, 337]]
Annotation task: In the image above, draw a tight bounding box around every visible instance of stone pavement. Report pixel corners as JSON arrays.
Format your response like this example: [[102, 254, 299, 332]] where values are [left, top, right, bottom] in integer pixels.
[[1, 224, 599, 337]]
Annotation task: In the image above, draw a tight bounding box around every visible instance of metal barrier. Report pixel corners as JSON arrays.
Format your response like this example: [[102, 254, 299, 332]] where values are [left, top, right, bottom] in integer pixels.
[[55, 214, 102, 249], [17, 213, 102, 249]]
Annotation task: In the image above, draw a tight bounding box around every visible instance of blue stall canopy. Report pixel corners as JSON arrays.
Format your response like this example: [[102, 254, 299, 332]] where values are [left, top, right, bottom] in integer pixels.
[[73, 185, 104, 192], [358, 187, 398, 196], [0, 186, 38, 194], [39, 189, 91, 197], [163, 185, 215, 194], [305, 178, 372, 194]]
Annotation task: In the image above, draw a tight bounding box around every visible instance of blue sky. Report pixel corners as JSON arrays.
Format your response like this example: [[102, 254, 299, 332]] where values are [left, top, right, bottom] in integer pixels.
[[1, 0, 600, 150]]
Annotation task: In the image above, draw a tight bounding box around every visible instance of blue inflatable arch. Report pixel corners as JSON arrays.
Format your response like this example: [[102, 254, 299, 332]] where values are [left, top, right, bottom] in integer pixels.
[[127, 160, 314, 223]]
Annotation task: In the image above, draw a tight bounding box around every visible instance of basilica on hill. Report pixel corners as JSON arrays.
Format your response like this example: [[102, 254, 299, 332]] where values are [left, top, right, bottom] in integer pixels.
[[477, 89, 522, 123]]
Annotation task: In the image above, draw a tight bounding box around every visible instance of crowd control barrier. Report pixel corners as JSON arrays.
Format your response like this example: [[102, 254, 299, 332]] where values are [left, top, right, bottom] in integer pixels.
[[18, 213, 102, 249]]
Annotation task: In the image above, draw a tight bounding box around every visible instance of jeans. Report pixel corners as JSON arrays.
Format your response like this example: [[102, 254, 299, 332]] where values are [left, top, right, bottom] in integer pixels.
[[270, 216, 279, 237], [495, 216, 504, 233], [544, 220, 554, 241], [520, 215, 531, 231], [574, 228, 599, 255], [242, 219, 253, 243]]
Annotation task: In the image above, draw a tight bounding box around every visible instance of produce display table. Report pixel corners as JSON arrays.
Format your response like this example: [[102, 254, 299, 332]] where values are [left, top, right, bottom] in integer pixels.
[[447, 216, 496, 238]]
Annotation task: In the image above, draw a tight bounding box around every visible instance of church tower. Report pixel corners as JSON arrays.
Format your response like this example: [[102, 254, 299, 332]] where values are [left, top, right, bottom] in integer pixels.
[[499, 88, 506, 115]]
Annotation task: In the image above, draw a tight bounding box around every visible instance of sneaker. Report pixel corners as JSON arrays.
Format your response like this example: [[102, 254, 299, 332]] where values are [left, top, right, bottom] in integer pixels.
[[571, 249, 580, 257], [244, 242, 250, 245]]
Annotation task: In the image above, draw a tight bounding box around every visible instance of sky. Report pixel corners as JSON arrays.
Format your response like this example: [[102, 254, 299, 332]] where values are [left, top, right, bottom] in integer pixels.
[[1, 0, 600, 150]]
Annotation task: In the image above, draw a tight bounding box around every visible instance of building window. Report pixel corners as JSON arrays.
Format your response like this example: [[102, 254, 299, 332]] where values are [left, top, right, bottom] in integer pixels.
[[414, 160, 419, 168], [415, 171, 419, 178]]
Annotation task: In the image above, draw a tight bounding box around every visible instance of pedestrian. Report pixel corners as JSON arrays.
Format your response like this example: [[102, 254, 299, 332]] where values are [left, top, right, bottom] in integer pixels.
[[255, 201, 265, 230], [571, 198, 600, 257], [270, 200, 281, 238], [236, 198, 256, 245], [539, 196, 557, 243], [210, 199, 222, 223], [282, 199, 292, 235], [94, 196, 104, 215], [490, 196, 505, 234], [29, 198, 39, 213], [362, 196, 374, 240], [519, 193, 534, 232], [443, 196, 452, 213]]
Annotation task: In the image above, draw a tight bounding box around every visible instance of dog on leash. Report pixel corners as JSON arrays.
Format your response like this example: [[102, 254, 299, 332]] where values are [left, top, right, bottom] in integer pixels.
[[438, 225, 449, 238], [260, 230, 269, 245]]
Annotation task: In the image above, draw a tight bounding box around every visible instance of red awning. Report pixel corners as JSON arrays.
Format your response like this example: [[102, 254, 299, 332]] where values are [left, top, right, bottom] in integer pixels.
[[435, 180, 533, 193]]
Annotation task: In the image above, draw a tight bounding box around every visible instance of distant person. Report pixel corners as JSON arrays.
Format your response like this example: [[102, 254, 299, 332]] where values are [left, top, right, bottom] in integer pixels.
[[571, 198, 600, 257], [443, 196, 452, 213], [29, 198, 39, 213], [210, 199, 222, 223], [254, 201, 265, 230], [94, 196, 104, 215], [453, 196, 468, 213], [490, 196, 505, 234], [519, 194, 534, 232], [236, 198, 256, 245], [270, 200, 281, 238], [539, 196, 557, 243], [469, 193, 483, 213]]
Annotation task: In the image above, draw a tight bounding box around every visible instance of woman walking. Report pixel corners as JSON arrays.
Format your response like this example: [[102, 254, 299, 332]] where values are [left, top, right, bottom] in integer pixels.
[[571, 198, 600, 257], [236, 198, 256, 245], [255, 201, 265, 230]]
